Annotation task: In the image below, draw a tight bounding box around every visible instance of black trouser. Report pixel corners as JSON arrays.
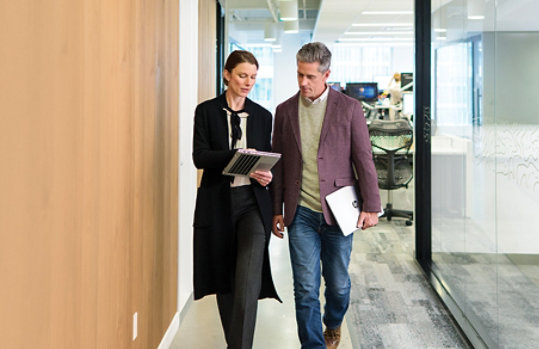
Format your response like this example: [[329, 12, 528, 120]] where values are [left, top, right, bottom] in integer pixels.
[[217, 185, 266, 349]]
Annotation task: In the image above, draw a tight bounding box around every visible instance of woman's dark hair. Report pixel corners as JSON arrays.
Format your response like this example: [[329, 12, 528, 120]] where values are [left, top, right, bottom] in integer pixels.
[[223, 50, 259, 86]]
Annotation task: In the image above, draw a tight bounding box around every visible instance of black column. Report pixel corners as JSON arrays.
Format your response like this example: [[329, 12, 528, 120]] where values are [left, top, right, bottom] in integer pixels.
[[414, 0, 431, 266], [216, 1, 225, 95]]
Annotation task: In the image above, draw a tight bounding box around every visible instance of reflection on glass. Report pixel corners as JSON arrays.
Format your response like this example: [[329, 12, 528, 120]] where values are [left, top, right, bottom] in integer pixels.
[[431, 0, 539, 348]]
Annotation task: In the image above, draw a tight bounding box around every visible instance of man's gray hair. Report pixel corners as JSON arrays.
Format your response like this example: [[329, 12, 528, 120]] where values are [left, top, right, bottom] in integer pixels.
[[296, 42, 332, 73]]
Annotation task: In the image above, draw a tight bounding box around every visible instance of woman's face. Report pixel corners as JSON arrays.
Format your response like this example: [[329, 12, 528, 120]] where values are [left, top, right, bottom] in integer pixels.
[[224, 62, 258, 99]]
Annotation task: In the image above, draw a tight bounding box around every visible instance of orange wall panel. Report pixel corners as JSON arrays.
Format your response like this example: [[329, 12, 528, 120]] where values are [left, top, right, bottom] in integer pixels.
[[0, 1, 179, 348]]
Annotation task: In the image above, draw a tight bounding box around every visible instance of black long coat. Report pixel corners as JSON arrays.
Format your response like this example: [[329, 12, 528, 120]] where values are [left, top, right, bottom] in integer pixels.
[[192, 93, 280, 301]]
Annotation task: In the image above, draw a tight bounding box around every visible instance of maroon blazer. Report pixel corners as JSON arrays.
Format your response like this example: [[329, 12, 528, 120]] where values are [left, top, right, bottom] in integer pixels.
[[271, 88, 381, 227]]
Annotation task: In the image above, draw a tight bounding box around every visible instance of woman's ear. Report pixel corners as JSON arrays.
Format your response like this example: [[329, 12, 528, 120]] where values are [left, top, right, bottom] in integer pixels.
[[223, 69, 230, 83]]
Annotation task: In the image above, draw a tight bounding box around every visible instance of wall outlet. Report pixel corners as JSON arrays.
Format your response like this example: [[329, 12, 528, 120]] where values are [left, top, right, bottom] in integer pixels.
[[133, 312, 138, 341]]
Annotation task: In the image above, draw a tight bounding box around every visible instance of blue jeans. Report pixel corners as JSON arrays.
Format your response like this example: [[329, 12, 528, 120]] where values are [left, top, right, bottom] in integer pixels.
[[288, 206, 354, 349]]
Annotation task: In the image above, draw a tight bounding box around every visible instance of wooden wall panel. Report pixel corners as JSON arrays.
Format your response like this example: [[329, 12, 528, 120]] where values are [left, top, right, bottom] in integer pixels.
[[197, 0, 217, 186], [0, 1, 178, 348], [198, 0, 217, 103]]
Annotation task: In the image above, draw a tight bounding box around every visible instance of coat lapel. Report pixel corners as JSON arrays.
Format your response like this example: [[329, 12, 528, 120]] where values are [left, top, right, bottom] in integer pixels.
[[319, 88, 339, 147], [289, 93, 302, 153], [216, 93, 232, 150]]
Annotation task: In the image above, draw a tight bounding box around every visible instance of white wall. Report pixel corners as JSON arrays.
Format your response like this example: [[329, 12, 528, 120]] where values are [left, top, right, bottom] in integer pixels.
[[178, 0, 198, 315]]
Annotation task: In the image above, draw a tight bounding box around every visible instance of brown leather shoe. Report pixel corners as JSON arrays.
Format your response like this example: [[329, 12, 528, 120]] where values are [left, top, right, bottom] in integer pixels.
[[324, 326, 341, 349]]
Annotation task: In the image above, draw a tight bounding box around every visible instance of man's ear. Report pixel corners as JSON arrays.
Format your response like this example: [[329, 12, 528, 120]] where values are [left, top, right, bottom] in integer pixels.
[[323, 69, 331, 82]]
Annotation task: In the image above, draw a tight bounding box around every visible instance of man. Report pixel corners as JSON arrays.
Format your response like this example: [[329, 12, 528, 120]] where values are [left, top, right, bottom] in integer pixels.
[[271, 42, 381, 349]]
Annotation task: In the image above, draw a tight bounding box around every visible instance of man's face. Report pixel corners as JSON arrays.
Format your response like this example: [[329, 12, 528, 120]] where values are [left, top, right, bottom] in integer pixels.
[[297, 61, 330, 100]]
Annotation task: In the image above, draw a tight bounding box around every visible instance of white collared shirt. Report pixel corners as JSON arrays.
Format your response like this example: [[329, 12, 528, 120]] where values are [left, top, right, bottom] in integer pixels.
[[302, 85, 329, 105]]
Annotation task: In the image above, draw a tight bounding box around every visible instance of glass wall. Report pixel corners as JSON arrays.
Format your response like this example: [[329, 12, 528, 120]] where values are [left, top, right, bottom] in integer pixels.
[[430, 0, 539, 347]]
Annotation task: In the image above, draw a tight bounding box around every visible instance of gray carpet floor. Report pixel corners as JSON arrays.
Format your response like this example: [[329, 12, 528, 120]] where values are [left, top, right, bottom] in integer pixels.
[[347, 220, 471, 349]]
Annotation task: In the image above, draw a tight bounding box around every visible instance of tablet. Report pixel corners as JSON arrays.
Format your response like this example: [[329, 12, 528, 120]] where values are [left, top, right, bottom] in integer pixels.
[[222, 149, 281, 176]]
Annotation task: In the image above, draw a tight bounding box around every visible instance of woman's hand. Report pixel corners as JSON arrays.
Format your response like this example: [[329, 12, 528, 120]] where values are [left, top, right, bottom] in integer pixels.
[[250, 170, 272, 187]]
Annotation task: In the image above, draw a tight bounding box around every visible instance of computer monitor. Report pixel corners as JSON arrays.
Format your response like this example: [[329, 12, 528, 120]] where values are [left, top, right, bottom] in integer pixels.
[[400, 72, 413, 91], [344, 82, 378, 101], [327, 82, 342, 92]]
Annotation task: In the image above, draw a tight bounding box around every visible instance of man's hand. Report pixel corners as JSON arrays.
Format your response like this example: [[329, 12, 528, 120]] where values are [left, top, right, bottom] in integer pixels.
[[357, 211, 378, 230], [250, 170, 272, 187], [272, 215, 285, 239]]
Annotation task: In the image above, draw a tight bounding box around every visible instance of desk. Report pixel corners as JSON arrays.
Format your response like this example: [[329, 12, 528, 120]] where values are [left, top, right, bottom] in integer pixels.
[[431, 135, 473, 217]]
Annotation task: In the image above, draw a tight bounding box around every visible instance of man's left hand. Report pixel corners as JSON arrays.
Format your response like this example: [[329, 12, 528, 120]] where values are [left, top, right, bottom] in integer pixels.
[[357, 211, 378, 230]]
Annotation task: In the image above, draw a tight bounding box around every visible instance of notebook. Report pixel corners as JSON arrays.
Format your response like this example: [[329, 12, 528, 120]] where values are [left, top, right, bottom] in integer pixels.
[[222, 149, 281, 176], [325, 185, 361, 236]]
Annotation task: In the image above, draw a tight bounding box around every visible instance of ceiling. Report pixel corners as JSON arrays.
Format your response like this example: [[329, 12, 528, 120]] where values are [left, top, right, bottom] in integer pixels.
[[222, 0, 539, 47], [314, 0, 414, 44], [222, 0, 414, 46]]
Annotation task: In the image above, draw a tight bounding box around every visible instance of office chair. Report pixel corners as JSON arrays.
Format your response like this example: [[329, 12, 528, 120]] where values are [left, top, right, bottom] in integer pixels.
[[368, 119, 414, 225]]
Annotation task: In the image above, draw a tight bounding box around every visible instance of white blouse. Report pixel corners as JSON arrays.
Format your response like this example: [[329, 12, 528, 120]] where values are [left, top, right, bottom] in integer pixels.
[[223, 108, 251, 187]]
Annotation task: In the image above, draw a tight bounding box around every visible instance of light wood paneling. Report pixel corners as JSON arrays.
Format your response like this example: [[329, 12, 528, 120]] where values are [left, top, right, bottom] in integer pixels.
[[0, 1, 178, 348], [197, 0, 218, 186], [198, 0, 217, 103]]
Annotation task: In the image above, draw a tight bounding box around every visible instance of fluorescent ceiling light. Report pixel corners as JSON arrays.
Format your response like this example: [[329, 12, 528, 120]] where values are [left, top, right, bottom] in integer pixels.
[[361, 11, 413, 15], [279, 1, 298, 21], [468, 15, 485, 20], [436, 36, 447, 41], [352, 23, 413, 27], [344, 31, 413, 35], [434, 28, 447, 33]]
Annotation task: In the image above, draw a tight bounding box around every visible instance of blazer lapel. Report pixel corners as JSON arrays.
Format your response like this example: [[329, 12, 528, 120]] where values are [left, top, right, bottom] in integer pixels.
[[289, 93, 302, 153], [319, 88, 339, 147]]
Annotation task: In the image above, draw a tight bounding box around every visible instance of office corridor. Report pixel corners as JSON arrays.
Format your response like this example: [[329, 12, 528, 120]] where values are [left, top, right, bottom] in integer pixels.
[[172, 221, 471, 348]]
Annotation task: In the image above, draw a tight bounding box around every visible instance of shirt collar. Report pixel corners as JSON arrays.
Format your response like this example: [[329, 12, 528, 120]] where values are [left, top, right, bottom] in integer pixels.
[[302, 85, 329, 105], [223, 108, 249, 118]]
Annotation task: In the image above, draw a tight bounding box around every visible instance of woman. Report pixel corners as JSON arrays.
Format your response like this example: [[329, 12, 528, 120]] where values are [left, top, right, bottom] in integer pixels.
[[192, 50, 280, 349]]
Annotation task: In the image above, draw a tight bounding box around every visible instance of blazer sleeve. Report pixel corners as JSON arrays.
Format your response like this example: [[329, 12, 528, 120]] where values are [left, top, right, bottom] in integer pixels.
[[350, 101, 382, 212], [270, 104, 284, 215], [192, 103, 236, 170]]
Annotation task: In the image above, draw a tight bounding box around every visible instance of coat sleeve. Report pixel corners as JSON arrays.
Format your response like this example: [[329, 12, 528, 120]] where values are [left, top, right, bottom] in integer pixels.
[[350, 101, 382, 212], [270, 105, 284, 215], [192, 103, 236, 170]]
